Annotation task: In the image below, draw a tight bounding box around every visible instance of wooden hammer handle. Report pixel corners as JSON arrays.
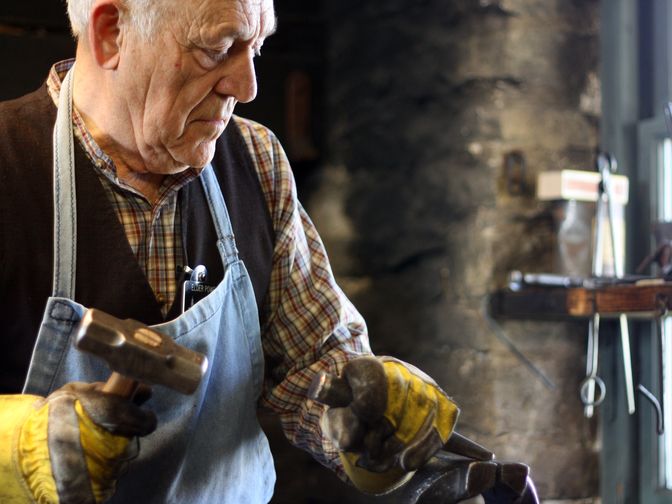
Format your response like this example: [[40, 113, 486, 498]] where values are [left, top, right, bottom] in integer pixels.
[[102, 372, 139, 398]]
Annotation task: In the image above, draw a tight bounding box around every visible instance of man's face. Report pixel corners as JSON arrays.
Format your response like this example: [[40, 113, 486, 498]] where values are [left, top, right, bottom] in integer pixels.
[[116, 0, 275, 173]]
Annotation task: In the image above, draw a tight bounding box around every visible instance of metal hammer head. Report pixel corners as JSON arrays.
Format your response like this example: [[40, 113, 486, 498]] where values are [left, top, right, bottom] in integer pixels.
[[75, 309, 208, 395]]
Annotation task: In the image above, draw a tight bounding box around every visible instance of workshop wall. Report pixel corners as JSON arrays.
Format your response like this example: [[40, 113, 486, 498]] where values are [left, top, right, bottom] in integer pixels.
[[297, 0, 601, 502]]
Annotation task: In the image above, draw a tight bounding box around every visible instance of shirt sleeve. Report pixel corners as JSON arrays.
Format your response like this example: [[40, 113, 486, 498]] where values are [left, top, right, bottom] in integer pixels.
[[234, 116, 372, 475]]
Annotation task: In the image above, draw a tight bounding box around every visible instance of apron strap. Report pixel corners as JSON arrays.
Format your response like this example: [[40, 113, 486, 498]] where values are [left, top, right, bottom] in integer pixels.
[[52, 66, 78, 299], [200, 164, 239, 265]]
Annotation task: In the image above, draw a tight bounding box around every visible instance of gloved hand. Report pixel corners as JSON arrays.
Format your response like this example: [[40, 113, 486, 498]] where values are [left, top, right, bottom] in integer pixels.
[[320, 357, 460, 495], [0, 382, 156, 504]]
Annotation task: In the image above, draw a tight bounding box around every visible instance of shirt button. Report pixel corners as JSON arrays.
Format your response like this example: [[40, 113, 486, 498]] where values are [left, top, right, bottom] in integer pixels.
[[157, 294, 165, 303]]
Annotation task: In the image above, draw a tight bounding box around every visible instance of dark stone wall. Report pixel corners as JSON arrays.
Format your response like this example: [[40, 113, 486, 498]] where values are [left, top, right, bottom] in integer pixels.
[[301, 0, 602, 501], [0, 2, 75, 100]]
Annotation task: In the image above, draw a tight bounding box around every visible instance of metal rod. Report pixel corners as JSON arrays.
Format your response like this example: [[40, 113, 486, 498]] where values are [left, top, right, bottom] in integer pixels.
[[619, 314, 636, 414], [582, 155, 607, 416], [584, 314, 600, 418], [602, 154, 636, 415], [482, 299, 556, 391], [656, 295, 668, 435]]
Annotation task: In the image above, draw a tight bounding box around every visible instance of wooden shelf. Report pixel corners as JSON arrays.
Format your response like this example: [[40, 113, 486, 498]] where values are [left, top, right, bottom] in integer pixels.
[[490, 281, 672, 320]]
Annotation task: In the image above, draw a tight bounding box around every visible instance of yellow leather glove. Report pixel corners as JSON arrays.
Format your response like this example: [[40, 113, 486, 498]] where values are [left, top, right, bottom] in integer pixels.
[[0, 382, 156, 504], [321, 357, 459, 495]]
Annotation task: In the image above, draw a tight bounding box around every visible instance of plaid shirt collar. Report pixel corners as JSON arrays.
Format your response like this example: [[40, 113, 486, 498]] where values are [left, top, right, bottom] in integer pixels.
[[46, 59, 199, 204]]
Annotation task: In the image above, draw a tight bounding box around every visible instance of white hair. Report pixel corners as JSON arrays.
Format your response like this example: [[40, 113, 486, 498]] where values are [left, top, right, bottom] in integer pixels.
[[66, 0, 161, 39]]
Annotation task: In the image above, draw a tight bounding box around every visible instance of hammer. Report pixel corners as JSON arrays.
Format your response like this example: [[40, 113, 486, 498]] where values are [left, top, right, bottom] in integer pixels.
[[75, 309, 209, 398]]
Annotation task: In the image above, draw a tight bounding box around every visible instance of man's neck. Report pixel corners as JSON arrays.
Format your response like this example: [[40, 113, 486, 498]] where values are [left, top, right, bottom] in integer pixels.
[[77, 108, 165, 204], [71, 55, 166, 204]]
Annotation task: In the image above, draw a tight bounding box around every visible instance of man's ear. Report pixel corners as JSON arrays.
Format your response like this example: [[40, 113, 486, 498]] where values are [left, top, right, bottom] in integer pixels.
[[88, 1, 123, 69]]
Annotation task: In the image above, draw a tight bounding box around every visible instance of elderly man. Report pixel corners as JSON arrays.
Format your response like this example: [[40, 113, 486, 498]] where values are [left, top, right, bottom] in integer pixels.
[[0, 0, 458, 502]]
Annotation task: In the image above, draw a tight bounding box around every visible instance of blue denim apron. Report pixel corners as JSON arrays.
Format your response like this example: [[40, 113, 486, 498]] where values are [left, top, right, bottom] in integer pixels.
[[22, 66, 276, 503]]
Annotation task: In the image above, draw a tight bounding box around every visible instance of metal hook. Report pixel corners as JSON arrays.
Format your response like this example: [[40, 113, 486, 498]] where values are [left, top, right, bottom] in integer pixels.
[[638, 384, 664, 435]]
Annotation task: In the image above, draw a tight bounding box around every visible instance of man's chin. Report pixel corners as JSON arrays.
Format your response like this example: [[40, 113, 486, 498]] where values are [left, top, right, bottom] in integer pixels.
[[169, 141, 217, 170]]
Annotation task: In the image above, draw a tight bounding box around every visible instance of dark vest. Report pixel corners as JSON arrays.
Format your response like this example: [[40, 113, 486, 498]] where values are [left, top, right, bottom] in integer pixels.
[[0, 85, 275, 394]]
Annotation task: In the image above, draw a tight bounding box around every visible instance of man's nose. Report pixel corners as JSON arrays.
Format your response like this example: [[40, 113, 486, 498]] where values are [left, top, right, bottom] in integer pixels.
[[214, 51, 258, 103]]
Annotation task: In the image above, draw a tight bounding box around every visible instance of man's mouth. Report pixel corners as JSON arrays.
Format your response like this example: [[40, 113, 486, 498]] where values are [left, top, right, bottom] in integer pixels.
[[191, 117, 228, 130]]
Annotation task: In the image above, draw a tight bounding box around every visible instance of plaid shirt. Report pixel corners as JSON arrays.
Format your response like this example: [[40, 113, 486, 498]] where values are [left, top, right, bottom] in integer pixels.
[[47, 60, 371, 474]]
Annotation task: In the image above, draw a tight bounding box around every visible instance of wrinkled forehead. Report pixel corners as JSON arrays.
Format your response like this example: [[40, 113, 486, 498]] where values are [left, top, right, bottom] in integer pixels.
[[179, 0, 276, 41]]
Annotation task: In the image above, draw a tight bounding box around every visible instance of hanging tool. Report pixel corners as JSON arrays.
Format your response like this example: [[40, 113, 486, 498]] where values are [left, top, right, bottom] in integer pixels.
[[650, 294, 667, 435], [580, 154, 608, 418], [601, 155, 636, 416], [581, 153, 636, 417], [630, 296, 666, 436], [580, 310, 605, 417]]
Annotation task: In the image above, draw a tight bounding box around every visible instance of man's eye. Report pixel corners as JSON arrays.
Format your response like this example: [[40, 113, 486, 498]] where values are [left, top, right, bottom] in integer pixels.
[[205, 49, 228, 64], [193, 44, 232, 69]]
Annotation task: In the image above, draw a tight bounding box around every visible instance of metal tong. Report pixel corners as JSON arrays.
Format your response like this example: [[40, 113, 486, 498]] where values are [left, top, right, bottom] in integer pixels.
[[580, 153, 636, 418]]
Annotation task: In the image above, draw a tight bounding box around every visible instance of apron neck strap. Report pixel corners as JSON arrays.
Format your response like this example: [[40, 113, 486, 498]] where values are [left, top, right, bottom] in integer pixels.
[[199, 165, 239, 264], [52, 65, 78, 298]]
